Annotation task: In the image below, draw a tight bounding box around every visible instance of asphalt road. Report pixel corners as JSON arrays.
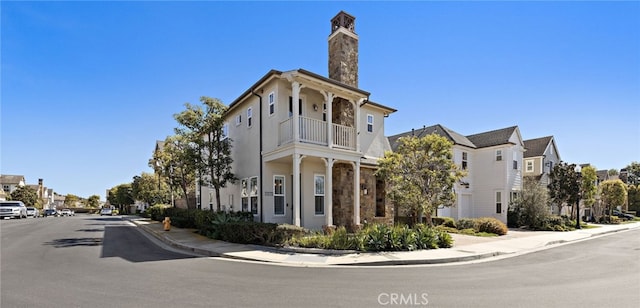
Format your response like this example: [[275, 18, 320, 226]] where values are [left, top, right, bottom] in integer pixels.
[[2, 215, 639, 308]]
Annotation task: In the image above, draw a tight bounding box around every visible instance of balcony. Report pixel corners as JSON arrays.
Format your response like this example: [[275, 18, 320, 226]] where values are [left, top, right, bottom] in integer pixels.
[[279, 116, 356, 151]]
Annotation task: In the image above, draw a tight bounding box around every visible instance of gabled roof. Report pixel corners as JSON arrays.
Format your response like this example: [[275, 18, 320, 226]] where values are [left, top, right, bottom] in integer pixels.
[[523, 136, 553, 158], [225, 68, 396, 114], [387, 124, 476, 151], [466, 126, 519, 148], [596, 170, 610, 182], [0, 175, 26, 184]]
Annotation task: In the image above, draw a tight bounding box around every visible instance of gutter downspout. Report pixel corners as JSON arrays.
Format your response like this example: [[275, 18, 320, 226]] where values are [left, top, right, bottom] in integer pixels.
[[251, 89, 264, 223]]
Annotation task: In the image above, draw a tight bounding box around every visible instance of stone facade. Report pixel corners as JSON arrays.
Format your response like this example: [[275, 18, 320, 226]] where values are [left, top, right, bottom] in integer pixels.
[[328, 11, 359, 88], [332, 163, 354, 227], [332, 97, 354, 127]]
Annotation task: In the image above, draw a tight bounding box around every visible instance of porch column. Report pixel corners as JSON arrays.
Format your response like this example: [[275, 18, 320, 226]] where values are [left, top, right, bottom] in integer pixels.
[[293, 153, 302, 227], [292, 81, 301, 143], [352, 160, 361, 226], [324, 158, 335, 226], [322, 91, 334, 148]]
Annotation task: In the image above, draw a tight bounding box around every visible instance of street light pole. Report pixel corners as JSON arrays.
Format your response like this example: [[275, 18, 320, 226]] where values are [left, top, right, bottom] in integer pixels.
[[575, 165, 582, 229]]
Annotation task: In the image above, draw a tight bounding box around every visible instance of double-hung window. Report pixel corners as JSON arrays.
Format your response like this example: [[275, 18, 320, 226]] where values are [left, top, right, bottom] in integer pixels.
[[250, 177, 258, 215], [367, 114, 374, 133], [496, 150, 503, 161], [235, 114, 242, 126], [496, 191, 502, 214], [241, 179, 249, 212], [274, 176, 285, 215], [314, 175, 325, 215], [268, 92, 275, 116], [247, 108, 253, 128], [526, 160, 534, 172], [462, 152, 468, 170]]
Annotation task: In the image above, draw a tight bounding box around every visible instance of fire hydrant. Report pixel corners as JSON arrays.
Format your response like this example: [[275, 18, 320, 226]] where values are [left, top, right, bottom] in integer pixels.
[[162, 217, 171, 231]]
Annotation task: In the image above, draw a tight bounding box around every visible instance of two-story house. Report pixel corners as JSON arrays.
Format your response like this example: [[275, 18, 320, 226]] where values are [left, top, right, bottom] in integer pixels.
[[387, 125, 525, 224], [0, 174, 26, 201], [523, 136, 561, 187], [201, 11, 396, 230]]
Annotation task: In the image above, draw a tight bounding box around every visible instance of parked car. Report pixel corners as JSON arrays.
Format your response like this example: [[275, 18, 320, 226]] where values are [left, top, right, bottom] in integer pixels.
[[59, 209, 74, 216], [43, 209, 58, 217], [100, 208, 113, 216], [613, 210, 635, 221], [26, 207, 40, 218], [0, 201, 28, 219]]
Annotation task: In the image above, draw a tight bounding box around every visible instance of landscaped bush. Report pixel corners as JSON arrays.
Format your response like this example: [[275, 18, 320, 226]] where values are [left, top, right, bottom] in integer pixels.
[[456, 218, 478, 231], [214, 222, 306, 246], [476, 217, 508, 235], [146, 204, 169, 221], [432, 217, 456, 228]]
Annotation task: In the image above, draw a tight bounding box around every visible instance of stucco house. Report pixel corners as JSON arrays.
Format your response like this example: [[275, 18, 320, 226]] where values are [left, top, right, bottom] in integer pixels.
[[387, 124, 525, 224], [0, 174, 26, 201], [200, 11, 396, 230]]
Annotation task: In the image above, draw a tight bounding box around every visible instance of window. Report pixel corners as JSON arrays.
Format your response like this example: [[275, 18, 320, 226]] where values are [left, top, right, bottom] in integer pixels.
[[247, 108, 252, 128], [314, 175, 325, 215], [274, 176, 285, 215], [367, 114, 374, 133], [235, 114, 242, 126], [526, 160, 534, 172], [496, 150, 503, 161], [268, 92, 275, 115], [322, 103, 327, 122], [513, 160, 518, 170], [2, 185, 9, 192], [241, 179, 248, 212], [222, 123, 229, 140], [496, 191, 502, 214], [462, 152, 468, 170], [250, 177, 258, 215]]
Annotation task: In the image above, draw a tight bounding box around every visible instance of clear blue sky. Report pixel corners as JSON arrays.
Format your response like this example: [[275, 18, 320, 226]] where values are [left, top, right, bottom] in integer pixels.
[[2, 1, 639, 200]]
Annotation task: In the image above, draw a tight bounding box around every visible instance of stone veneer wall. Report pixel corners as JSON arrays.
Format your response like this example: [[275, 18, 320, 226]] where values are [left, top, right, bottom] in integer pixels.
[[332, 97, 354, 127], [332, 164, 394, 228], [328, 31, 358, 88]]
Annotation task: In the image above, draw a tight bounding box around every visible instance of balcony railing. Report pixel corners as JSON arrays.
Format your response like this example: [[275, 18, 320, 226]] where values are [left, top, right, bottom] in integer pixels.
[[279, 116, 355, 150]]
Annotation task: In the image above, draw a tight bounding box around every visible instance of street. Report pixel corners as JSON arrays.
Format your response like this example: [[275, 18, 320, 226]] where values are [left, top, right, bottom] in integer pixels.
[[2, 215, 639, 307]]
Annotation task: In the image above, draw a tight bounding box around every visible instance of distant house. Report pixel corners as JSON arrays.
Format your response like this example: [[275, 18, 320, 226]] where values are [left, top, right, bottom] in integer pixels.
[[199, 11, 397, 230], [388, 125, 525, 224], [523, 136, 561, 187], [0, 174, 26, 201]]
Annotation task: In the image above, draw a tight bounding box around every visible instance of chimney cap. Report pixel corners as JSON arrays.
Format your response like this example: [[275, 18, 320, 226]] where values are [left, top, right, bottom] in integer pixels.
[[331, 11, 356, 34]]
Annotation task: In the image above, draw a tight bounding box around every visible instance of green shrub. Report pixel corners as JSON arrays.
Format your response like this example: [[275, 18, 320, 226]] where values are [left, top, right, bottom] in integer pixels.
[[476, 217, 508, 235], [432, 217, 456, 228], [329, 226, 356, 250], [457, 218, 478, 230], [414, 224, 439, 250], [146, 205, 167, 221], [217, 222, 278, 245], [436, 229, 453, 248]]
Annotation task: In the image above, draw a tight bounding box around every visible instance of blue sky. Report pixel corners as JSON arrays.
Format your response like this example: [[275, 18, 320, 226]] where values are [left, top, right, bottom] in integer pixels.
[[2, 1, 639, 200]]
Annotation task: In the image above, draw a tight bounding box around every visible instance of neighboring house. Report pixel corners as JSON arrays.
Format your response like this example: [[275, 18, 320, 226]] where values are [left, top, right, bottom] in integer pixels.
[[387, 124, 525, 224], [200, 11, 397, 230], [1, 174, 26, 200], [52, 193, 65, 209], [523, 136, 561, 187]]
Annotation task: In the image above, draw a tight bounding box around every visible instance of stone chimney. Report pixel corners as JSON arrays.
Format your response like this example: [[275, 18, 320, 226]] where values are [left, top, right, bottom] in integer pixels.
[[38, 178, 44, 199], [328, 11, 358, 87]]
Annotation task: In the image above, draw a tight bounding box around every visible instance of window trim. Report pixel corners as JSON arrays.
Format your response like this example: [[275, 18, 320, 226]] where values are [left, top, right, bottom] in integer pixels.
[[268, 92, 275, 116], [496, 191, 502, 214], [249, 176, 258, 216], [366, 114, 374, 133], [273, 175, 285, 216], [235, 114, 242, 126], [462, 151, 468, 170], [247, 107, 253, 128], [314, 174, 325, 216], [222, 123, 229, 140], [525, 159, 534, 172], [496, 150, 503, 161]]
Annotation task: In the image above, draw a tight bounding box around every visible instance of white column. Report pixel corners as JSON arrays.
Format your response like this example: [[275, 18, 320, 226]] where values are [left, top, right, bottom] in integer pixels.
[[323, 91, 334, 148], [293, 153, 301, 227], [324, 158, 335, 226], [353, 160, 360, 226], [292, 81, 301, 143]]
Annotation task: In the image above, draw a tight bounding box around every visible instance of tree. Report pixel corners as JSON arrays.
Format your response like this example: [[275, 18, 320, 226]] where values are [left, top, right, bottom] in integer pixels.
[[621, 161, 640, 185], [108, 184, 134, 213], [64, 194, 80, 208], [152, 134, 197, 208], [600, 179, 628, 220], [376, 134, 466, 226], [132, 172, 169, 206], [548, 162, 580, 217], [627, 184, 640, 213], [607, 169, 619, 176], [509, 177, 550, 229], [9, 186, 39, 208], [580, 165, 598, 219], [174, 96, 236, 211], [87, 195, 101, 208]]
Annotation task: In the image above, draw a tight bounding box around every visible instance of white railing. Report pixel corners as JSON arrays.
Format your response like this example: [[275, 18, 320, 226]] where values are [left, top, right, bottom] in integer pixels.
[[333, 123, 356, 150], [278, 117, 356, 150]]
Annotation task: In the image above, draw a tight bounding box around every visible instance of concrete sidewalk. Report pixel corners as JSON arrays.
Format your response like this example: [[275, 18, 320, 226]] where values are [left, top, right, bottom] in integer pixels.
[[124, 216, 640, 267]]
